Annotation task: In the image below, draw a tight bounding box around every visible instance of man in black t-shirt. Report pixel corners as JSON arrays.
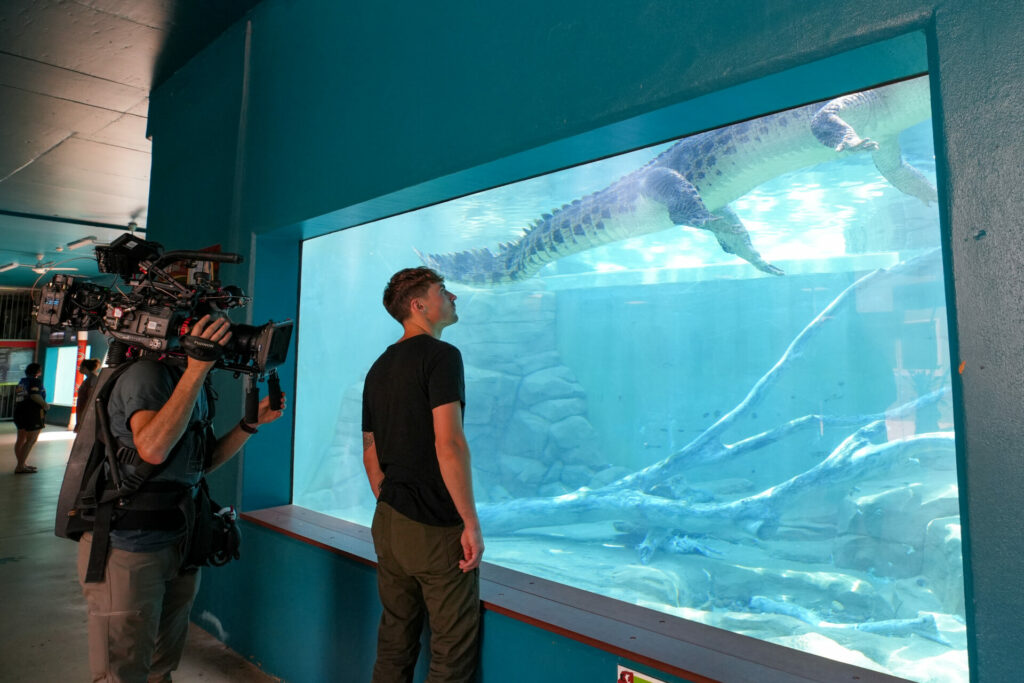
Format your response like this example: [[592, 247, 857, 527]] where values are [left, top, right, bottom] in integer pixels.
[[362, 267, 483, 683]]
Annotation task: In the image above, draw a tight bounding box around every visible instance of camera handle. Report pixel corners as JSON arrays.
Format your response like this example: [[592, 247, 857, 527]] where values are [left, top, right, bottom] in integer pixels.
[[244, 370, 283, 424], [268, 370, 282, 411], [245, 376, 260, 425]]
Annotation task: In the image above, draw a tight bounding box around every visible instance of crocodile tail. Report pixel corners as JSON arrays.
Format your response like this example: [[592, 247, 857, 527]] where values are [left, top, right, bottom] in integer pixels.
[[414, 246, 522, 286]]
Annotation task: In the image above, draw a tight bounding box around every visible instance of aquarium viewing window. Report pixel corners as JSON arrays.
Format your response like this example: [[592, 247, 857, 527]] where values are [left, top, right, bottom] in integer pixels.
[[294, 74, 966, 683]]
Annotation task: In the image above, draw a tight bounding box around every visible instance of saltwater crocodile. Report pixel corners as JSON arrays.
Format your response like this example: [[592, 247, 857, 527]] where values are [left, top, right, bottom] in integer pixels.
[[419, 75, 935, 285]]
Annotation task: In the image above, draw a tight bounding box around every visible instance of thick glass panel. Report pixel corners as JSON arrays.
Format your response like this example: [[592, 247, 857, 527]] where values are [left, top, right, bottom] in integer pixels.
[[294, 75, 965, 682]]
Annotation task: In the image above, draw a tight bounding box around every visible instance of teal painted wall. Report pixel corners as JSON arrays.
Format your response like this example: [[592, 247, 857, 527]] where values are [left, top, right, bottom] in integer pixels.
[[145, 2, 1024, 681], [145, 20, 250, 506], [194, 524, 383, 682]]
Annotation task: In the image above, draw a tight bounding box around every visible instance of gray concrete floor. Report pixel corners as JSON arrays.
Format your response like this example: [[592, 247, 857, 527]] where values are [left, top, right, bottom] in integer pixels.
[[0, 422, 280, 682]]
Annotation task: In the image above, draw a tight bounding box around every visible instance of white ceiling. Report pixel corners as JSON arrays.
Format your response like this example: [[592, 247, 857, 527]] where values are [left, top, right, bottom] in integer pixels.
[[0, 0, 260, 288]]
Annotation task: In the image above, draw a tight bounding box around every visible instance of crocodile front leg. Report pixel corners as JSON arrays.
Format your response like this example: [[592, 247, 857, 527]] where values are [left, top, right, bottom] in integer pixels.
[[871, 134, 938, 205]]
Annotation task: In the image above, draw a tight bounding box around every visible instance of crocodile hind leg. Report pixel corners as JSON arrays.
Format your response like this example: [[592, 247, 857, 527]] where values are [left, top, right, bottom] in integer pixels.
[[641, 167, 715, 226], [707, 205, 784, 276], [810, 91, 881, 152]]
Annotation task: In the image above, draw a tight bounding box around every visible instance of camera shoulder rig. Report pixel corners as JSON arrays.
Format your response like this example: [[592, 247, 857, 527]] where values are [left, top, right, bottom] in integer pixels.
[[56, 360, 219, 583]]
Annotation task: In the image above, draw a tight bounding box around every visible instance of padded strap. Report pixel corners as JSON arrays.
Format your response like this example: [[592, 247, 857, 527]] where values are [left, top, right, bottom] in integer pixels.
[[84, 501, 115, 583], [114, 508, 185, 531]]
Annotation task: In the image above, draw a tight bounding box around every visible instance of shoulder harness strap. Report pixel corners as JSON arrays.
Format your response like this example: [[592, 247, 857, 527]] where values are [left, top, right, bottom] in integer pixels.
[[84, 359, 206, 583]]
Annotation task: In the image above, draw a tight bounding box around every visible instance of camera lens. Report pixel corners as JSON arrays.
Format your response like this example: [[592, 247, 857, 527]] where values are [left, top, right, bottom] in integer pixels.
[[225, 323, 260, 359]]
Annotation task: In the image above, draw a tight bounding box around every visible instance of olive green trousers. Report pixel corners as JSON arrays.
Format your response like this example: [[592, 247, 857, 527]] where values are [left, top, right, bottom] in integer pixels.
[[370, 502, 480, 683]]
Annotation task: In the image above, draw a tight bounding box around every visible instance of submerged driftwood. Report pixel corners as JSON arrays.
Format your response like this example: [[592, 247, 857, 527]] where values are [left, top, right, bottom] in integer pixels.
[[474, 249, 960, 659], [477, 249, 951, 546], [478, 425, 953, 538], [748, 596, 952, 647]]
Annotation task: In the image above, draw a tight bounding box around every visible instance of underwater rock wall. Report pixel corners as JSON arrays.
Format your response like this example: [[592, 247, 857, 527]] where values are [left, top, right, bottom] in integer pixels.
[[451, 287, 613, 501], [296, 285, 613, 511]]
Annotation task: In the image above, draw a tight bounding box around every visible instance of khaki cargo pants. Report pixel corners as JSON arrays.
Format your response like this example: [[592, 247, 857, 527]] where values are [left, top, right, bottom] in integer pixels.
[[371, 502, 481, 683], [77, 532, 199, 683]]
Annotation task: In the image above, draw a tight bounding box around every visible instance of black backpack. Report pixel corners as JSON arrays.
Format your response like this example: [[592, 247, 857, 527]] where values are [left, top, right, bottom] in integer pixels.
[[55, 359, 240, 582]]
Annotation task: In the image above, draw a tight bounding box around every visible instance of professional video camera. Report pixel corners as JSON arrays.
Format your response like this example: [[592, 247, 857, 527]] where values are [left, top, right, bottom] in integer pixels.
[[35, 233, 292, 379], [41, 235, 293, 572]]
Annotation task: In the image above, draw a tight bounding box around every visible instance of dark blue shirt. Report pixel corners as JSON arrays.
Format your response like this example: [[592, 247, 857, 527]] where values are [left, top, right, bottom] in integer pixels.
[[15, 376, 45, 403], [106, 360, 209, 552]]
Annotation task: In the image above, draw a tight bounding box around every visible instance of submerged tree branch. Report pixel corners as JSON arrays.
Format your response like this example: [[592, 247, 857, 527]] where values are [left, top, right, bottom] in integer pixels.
[[604, 249, 943, 493], [479, 428, 954, 537]]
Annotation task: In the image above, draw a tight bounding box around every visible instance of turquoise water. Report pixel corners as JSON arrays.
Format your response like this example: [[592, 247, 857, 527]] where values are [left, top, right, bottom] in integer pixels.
[[295, 77, 965, 682]]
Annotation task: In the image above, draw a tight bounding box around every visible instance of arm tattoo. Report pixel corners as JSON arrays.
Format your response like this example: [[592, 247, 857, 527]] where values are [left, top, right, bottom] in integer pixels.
[[362, 432, 375, 450]]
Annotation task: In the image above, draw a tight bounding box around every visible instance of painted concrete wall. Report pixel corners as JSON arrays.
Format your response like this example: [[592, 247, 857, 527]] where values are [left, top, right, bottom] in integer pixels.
[[145, 2, 1024, 681]]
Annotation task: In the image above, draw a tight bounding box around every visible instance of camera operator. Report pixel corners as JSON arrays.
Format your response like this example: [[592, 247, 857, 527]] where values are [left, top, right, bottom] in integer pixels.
[[77, 314, 286, 683]]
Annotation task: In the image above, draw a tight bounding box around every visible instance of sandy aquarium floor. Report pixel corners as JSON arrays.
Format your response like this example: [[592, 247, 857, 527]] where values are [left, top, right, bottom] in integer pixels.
[[480, 521, 968, 683]]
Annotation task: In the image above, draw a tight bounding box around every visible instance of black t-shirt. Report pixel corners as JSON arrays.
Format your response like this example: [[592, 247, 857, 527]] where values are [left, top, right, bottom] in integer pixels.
[[362, 334, 465, 526]]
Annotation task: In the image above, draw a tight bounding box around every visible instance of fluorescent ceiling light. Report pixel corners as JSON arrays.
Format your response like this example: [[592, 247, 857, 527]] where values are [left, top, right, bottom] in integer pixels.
[[66, 235, 98, 250]]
